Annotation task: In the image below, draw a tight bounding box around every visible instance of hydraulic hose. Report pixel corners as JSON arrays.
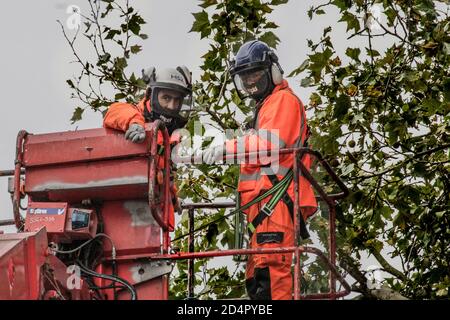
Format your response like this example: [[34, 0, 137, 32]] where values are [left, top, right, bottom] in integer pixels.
[[77, 261, 137, 300]]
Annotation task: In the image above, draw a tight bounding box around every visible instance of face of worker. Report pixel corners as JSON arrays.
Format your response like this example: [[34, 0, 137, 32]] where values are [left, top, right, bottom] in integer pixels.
[[157, 89, 183, 112], [241, 69, 265, 94]]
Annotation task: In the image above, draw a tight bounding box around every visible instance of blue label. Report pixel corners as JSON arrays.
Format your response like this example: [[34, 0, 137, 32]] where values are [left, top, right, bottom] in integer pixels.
[[29, 207, 65, 215]]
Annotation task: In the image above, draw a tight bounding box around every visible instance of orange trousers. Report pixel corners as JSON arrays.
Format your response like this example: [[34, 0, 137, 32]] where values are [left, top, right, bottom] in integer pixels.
[[244, 196, 294, 300]]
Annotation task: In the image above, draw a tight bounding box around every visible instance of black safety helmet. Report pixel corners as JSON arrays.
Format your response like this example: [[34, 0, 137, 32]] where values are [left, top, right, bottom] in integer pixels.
[[229, 40, 284, 102]]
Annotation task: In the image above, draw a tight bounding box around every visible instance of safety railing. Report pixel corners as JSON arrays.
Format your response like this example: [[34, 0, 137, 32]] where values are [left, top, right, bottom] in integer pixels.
[[151, 146, 351, 300], [1, 127, 352, 300]]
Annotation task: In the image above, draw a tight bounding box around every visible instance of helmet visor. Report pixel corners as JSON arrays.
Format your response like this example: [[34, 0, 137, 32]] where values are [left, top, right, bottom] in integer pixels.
[[178, 95, 193, 121], [233, 68, 270, 100]]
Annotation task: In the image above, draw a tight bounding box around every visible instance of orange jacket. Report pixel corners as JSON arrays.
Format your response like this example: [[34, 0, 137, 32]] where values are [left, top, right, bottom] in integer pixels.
[[103, 99, 179, 231], [226, 80, 317, 220], [103, 99, 147, 131]]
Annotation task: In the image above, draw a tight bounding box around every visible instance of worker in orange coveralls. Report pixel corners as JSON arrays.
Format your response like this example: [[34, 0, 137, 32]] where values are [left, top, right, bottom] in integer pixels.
[[103, 66, 193, 231], [202, 40, 318, 299]]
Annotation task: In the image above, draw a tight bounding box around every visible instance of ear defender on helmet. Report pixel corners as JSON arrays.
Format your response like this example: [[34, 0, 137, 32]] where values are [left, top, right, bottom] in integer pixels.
[[141, 67, 156, 102], [142, 67, 156, 85], [268, 51, 284, 85], [176, 65, 192, 91]]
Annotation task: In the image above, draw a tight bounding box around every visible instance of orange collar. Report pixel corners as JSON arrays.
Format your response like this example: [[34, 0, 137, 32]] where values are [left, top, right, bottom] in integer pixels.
[[272, 80, 289, 93], [261, 80, 290, 105]]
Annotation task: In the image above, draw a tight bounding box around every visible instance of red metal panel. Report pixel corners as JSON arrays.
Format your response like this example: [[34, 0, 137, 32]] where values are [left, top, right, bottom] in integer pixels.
[[25, 158, 149, 202], [23, 128, 151, 167], [0, 238, 27, 299], [0, 228, 48, 299], [101, 200, 161, 256], [97, 200, 166, 299]]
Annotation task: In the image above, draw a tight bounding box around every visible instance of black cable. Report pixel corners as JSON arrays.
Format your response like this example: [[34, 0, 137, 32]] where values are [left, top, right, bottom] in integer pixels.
[[84, 276, 105, 300], [89, 284, 127, 290], [112, 260, 118, 300], [77, 261, 137, 300], [78, 262, 136, 300]]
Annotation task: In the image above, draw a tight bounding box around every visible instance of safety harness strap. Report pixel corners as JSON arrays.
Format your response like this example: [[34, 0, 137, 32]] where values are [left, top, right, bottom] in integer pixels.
[[247, 170, 293, 237], [267, 174, 310, 240], [247, 90, 311, 239], [247, 171, 310, 240]]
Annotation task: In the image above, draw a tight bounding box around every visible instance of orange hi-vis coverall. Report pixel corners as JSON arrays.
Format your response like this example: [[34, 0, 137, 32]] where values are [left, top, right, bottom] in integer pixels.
[[103, 99, 179, 231], [225, 80, 317, 300]]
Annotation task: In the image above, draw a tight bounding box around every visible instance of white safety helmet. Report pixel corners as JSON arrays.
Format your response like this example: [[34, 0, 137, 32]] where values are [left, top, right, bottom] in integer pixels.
[[142, 66, 193, 121]]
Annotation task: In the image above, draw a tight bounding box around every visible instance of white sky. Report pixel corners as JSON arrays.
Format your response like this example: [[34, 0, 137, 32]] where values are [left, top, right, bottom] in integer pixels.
[[0, 0, 405, 298], [0, 0, 332, 228]]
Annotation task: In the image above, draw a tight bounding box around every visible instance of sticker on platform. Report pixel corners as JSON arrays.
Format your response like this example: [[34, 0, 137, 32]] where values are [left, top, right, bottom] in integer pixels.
[[29, 208, 65, 215]]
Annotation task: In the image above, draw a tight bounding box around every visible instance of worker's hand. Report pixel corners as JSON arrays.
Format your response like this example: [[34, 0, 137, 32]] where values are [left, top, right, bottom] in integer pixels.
[[125, 123, 146, 143], [202, 145, 225, 164]]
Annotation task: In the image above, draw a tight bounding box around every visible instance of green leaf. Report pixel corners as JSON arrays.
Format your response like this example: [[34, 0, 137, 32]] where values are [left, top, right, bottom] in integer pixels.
[[127, 14, 146, 35], [309, 92, 322, 107], [436, 288, 448, 297], [332, 0, 352, 11], [199, 0, 218, 9], [333, 94, 351, 120], [307, 7, 314, 20], [345, 47, 361, 62], [265, 22, 279, 29], [339, 11, 360, 33], [443, 43, 450, 55], [66, 79, 75, 89], [130, 45, 142, 54], [190, 11, 209, 33], [270, 0, 289, 5], [105, 29, 120, 40], [301, 77, 314, 87], [308, 48, 333, 80], [365, 47, 380, 57], [70, 107, 84, 124], [385, 7, 397, 26], [434, 211, 445, 219], [259, 31, 280, 48], [98, 53, 111, 65], [288, 59, 309, 77], [381, 206, 394, 219], [114, 93, 126, 100], [114, 57, 128, 70]]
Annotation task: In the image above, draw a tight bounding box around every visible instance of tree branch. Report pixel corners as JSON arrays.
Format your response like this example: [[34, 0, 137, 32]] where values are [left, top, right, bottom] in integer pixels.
[[371, 248, 408, 282], [336, 248, 376, 298], [350, 143, 450, 181]]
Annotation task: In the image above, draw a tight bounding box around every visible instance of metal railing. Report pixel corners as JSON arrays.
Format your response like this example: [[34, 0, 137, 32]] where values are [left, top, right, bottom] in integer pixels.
[[1, 127, 352, 300]]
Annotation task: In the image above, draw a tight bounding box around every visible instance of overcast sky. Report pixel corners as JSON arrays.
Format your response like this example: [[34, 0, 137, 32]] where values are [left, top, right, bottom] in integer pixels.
[[0, 1, 403, 296], [1, 0, 341, 228]]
